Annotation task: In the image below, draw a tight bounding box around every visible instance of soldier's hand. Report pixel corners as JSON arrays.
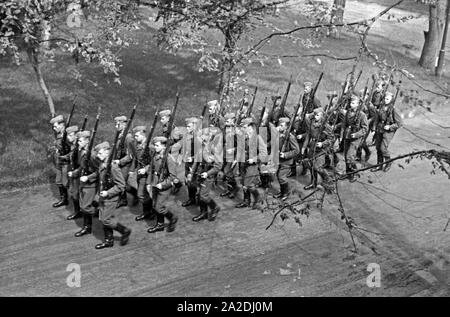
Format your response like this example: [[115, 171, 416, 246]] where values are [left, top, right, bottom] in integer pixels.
[[138, 168, 146, 175], [113, 159, 120, 165], [146, 185, 152, 194], [100, 191, 108, 198], [280, 152, 286, 159], [317, 142, 323, 148], [350, 133, 356, 139], [384, 125, 390, 131], [80, 176, 88, 182], [247, 158, 255, 164], [186, 157, 193, 163], [297, 135, 303, 140], [201, 172, 208, 179], [155, 183, 163, 190], [301, 148, 306, 155], [68, 171, 73, 178]]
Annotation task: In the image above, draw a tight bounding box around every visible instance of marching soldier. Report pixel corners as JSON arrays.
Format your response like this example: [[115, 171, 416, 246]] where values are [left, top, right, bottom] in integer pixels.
[[302, 108, 333, 191], [371, 80, 385, 109], [73, 130, 97, 238], [182, 117, 202, 207], [60, 125, 82, 220], [274, 117, 299, 199], [132, 126, 154, 221], [356, 89, 376, 162], [341, 95, 369, 182], [220, 112, 239, 199], [371, 91, 403, 172], [94, 141, 132, 249], [146, 136, 178, 233], [190, 127, 223, 221], [302, 81, 322, 114], [268, 95, 290, 125], [112, 115, 137, 207], [50, 115, 69, 208], [235, 118, 268, 208], [159, 109, 172, 139]]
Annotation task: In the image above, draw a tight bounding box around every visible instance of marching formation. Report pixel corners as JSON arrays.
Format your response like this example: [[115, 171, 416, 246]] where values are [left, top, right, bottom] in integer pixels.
[[49, 70, 403, 249]]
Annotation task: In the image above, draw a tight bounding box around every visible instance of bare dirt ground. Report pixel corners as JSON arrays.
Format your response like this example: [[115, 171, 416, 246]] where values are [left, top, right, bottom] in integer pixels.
[[1, 1, 449, 297]]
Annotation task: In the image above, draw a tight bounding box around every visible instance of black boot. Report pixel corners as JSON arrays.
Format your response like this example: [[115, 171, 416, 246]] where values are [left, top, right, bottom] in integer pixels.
[[287, 164, 297, 177], [249, 188, 262, 209], [300, 162, 308, 176], [236, 190, 251, 208], [148, 214, 165, 233], [274, 183, 289, 199], [115, 223, 131, 246], [383, 156, 392, 172], [67, 199, 82, 220], [53, 186, 68, 208], [116, 191, 128, 208], [165, 211, 178, 232], [192, 202, 208, 222], [363, 145, 371, 162], [95, 226, 114, 249], [207, 200, 220, 221], [371, 155, 384, 172], [182, 187, 196, 207], [74, 214, 92, 237], [135, 200, 153, 221]]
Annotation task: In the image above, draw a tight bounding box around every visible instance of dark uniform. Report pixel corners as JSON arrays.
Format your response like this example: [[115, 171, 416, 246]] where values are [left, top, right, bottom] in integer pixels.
[[146, 136, 178, 233], [220, 113, 239, 199], [50, 115, 69, 208], [182, 117, 202, 207], [275, 117, 299, 199], [95, 141, 131, 249], [371, 96, 403, 172]]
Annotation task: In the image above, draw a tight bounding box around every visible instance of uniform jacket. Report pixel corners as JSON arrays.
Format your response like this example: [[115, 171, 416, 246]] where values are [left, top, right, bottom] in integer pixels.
[[303, 119, 333, 153], [146, 152, 177, 191], [342, 110, 369, 140], [99, 163, 126, 200], [374, 104, 403, 133]]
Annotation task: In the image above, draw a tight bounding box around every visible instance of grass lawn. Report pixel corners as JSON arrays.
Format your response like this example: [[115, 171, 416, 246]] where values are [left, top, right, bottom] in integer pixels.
[[0, 1, 448, 190]]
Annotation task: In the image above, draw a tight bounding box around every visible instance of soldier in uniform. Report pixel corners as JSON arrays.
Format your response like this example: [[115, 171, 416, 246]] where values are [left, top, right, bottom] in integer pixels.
[[112, 116, 137, 207], [159, 109, 172, 139], [189, 127, 223, 221], [219, 112, 239, 199], [274, 117, 299, 199], [371, 91, 403, 172], [146, 136, 178, 233], [182, 117, 202, 207], [132, 126, 154, 222], [59, 125, 82, 220], [72, 130, 97, 238], [268, 95, 290, 125], [207, 100, 225, 129], [235, 118, 268, 208], [302, 108, 333, 191], [356, 89, 376, 162], [341, 95, 369, 182], [50, 115, 69, 208], [371, 80, 385, 109], [302, 81, 322, 114], [94, 141, 132, 249]]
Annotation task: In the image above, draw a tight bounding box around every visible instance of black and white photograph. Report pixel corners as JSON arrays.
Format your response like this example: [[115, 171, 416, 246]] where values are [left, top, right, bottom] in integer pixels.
[[0, 0, 449, 299]]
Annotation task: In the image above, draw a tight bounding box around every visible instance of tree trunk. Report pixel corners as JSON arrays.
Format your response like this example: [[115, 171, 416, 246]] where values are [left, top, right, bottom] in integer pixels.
[[330, 0, 346, 39], [419, 0, 447, 69], [27, 48, 56, 116], [217, 27, 236, 95]]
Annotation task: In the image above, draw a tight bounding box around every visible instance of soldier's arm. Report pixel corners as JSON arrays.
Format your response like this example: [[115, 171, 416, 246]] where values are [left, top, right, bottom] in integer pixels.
[[283, 134, 300, 159], [257, 135, 268, 164], [390, 108, 403, 131], [106, 165, 126, 197], [118, 135, 135, 166], [353, 113, 368, 139]]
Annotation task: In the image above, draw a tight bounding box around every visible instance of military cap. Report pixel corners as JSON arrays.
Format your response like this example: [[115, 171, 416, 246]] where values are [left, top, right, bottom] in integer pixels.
[[271, 95, 282, 101], [94, 141, 110, 152], [385, 91, 394, 97], [50, 115, 64, 125], [185, 117, 200, 125], [224, 113, 236, 120], [114, 116, 127, 122], [153, 136, 168, 144], [278, 117, 290, 124], [132, 125, 146, 134], [241, 117, 254, 126], [351, 93, 360, 100], [66, 125, 79, 134], [303, 81, 313, 88], [76, 130, 91, 139], [313, 107, 325, 115], [207, 100, 219, 107], [159, 109, 171, 117]]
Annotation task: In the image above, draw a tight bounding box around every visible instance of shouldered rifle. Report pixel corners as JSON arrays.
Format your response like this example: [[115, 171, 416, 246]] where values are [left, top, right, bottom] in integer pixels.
[[115, 100, 138, 160], [256, 97, 267, 130], [81, 108, 100, 176], [279, 74, 293, 116], [141, 108, 160, 167], [61, 101, 76, 155], [103, 129, 121, 193], [281, 93, 303, 153], [246, 86, 258, 117], [308, 72, 324, 109], [81, 115, 88, 131]]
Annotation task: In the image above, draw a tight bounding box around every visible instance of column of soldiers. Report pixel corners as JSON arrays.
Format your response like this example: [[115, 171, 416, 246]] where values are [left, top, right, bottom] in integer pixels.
[[49, 71, 403, 249]]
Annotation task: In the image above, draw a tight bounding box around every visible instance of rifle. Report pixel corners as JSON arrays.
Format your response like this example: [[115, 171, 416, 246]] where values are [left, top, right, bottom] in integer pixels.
[[256, 97, 268, 130], [61, 101, 76, 155], [152, 91, 180, 201], [279, 74, 293, 116], [246, 86, 258, 117], [81, 115, 88, 131], [141, 107, 160, 167], [235, 90, 249, 126], [81, 108, 100, 176], [281, 93, 303, 153], [102, 129, 121, 197], [115, 100, 138, 160]]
